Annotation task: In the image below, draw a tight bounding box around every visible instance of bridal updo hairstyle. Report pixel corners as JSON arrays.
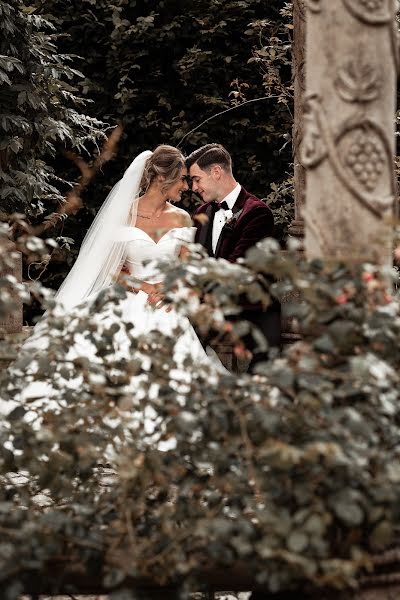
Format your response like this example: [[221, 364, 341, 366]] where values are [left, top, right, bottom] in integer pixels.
[[140, 145, 185, 196]]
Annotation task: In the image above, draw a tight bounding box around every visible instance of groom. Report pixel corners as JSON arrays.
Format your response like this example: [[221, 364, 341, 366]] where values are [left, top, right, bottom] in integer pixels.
[[186, 143, 281, 370]]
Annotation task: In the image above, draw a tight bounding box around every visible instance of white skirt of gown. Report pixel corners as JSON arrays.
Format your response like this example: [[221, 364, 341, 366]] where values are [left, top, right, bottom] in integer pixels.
[[1, 286, 224, 452], [1, 225, 226, 451]]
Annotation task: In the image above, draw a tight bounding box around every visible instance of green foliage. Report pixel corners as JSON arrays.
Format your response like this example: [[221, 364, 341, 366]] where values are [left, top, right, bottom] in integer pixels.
[[248, 5, 293, 107], [0, 0, 106, 216], [0, 236, 399, 596]]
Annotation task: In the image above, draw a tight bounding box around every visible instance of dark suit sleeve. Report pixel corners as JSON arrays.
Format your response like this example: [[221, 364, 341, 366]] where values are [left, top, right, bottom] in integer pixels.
[[227, 205, 274, 263], [192, 204, 208, 242], [192, 206, 201, 235]]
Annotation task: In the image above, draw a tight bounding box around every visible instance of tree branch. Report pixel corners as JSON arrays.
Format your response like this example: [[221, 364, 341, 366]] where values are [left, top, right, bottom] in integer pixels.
[[31, 123, 124, 237]]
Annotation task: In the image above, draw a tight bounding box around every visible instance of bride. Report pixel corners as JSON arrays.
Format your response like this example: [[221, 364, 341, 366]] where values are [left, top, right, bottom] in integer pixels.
[[2, 146, 224, 426]]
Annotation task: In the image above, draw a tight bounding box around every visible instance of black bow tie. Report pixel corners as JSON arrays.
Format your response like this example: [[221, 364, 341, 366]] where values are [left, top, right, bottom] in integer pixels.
[[216, 200, 229, 211]]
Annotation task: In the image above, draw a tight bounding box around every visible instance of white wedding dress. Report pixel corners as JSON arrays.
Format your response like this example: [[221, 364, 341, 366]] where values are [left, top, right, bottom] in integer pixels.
[[2, 147, 227, 455], [1, 226, 223, 421], [108, 224, 213, 365], [119, 226, 202, 346]]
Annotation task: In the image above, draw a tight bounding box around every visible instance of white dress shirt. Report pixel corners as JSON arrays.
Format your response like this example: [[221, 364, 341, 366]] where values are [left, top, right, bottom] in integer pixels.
[[212, 183, 241, 253]]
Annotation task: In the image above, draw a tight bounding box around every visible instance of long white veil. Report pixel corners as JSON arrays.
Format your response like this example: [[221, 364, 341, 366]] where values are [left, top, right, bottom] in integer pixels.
[[55, 150, 152, 310]]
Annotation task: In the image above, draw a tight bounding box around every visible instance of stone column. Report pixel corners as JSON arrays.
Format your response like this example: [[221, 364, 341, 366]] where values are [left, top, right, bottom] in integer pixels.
[[289, 0, 306, 238], [301, 0, 398, 264], [0, 241, 23, 334]]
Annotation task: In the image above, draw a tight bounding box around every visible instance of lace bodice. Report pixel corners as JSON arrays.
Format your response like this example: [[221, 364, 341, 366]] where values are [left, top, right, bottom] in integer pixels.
[[122, 226, 196, 283]]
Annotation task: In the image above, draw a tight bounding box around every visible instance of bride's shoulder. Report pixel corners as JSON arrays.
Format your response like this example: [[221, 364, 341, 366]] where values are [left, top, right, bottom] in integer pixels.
[[167, 204, 192, 227]]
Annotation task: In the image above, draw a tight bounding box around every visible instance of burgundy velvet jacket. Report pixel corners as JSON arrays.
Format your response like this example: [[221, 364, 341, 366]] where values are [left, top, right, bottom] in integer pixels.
[[193, 186, 274, 262]]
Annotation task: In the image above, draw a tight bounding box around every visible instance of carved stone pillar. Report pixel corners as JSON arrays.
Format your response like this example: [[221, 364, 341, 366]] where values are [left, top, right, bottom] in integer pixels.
[[301, 0, 398, 264], [289, 0, 306, 238]]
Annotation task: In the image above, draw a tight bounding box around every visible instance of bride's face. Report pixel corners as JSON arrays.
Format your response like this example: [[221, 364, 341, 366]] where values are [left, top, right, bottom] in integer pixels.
[[164, 167, 189, 202]]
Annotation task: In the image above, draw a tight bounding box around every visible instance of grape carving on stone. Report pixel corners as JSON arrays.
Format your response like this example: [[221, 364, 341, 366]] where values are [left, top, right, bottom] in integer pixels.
[[300, 95, 393, 217], [335, 121, 393, 215], [345, 131, 385, 192]]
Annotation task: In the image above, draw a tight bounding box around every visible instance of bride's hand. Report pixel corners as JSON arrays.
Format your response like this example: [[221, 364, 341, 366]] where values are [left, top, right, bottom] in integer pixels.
[[139, 281, 158, 295], [139, 282, 171, 312], [147, 290, 172, 312]]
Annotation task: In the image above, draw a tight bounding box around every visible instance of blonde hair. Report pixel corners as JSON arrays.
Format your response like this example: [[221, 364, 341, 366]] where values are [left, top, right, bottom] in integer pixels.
[[139, 145, 185, 195]]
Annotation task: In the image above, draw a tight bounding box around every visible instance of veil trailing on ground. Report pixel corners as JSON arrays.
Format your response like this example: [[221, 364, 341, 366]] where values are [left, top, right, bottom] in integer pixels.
[[55, 150, 152, 310]]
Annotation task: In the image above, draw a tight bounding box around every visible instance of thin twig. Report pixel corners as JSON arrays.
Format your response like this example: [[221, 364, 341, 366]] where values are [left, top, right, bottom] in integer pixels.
[[177, 96, 281, 148]]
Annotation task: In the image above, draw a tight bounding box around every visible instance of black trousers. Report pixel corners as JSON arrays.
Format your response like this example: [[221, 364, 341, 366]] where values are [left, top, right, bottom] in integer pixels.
[[238, 304, 281, 372], [199, 303, 281, 374]]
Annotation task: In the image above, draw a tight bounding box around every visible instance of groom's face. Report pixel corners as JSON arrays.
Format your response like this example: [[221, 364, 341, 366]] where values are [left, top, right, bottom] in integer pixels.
[[189, 163, 219, 203]]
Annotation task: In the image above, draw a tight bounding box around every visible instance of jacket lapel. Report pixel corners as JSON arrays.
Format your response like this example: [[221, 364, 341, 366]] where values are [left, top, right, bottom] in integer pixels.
[[232, 187, 247, 214], [215, 187, 247, 258], [198, 202, 217, 256]]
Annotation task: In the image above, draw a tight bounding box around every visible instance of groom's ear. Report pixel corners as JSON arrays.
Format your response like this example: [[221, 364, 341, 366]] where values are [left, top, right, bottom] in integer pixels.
[[211, 165, 222, 179]]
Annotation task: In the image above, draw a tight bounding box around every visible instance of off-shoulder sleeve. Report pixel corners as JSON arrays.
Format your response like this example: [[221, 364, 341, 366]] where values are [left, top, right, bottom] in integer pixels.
[[174, 226, 196, 243], [115, 225, 138, 242]]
